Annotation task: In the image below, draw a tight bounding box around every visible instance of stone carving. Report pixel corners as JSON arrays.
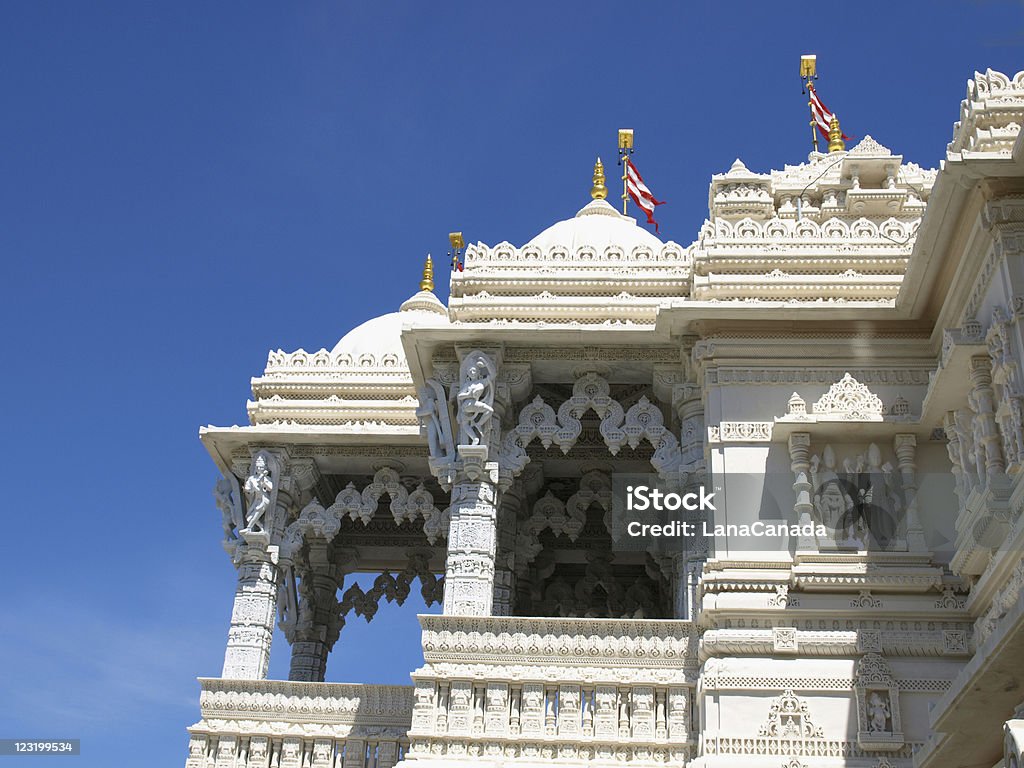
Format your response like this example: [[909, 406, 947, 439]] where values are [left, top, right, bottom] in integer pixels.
[[186, 679, 413, 768], [499, 373, 685, 484], [213, 474, 244, 542], [713, 421, 774, 441], [324, 467, 447, 543], [851, 590, 883, 609], [950, 69, 1024, 154], [809, 443, 904, 549], [555, 372, 626, 452], [757, 689, 823, 739], [868, 691, 892, 732], [854, 653, 904, 749], [787, 392, 808, 418], [417, 378, 456, 468], [527, 490, 584, 542], [568, 469, 613, 533], [339, 551, 443, 625], [987, 306, 1024, 471], [969, 355, 1007, 479], [812, 373, 884, 420], [456, 350, 497, 447], [976, 559, 1024, 644], [773, 627, 798, 653], [242, 451, 276, 533]]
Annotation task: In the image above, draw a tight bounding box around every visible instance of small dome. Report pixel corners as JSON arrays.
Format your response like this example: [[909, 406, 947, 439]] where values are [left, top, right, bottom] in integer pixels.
[[525, 198, 664, 252], [330, 289, 447, 366]]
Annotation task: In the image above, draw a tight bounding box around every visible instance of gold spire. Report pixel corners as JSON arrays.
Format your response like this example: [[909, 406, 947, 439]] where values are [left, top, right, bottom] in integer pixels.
[[591, 157, 608, 200], [419, 254, 434, 292], [828, 115, 846, 153]]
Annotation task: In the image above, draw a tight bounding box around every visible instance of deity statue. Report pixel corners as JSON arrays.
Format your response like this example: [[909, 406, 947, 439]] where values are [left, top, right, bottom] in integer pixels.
[[968, 393, 989, 481], [243, 453, 274, 533], [214, 475, 244, 540], [416, 379, 456, 463], [953, 409, 980, 495], [867, 691, 891, 732], [811, 445, 855, 533], [456, 352, 496, 446]]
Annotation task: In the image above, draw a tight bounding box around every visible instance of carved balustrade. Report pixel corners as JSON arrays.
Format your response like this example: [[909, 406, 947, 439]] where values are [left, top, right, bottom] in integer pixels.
[[185, 679, 412, 768], [405, 615, 698, 765]]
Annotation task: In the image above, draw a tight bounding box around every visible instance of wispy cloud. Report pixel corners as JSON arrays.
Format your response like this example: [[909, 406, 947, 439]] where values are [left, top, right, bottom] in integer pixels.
[[0, 591, 222, 735]]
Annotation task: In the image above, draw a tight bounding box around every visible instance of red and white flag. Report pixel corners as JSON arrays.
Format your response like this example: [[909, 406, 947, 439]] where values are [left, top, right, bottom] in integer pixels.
[[626, 158, 665, 233], [808, 84, 851, 141]]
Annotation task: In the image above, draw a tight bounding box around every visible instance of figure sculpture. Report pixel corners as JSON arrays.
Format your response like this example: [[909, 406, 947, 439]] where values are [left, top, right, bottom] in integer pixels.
[[868, 691, 891, 732], [214, 476, 244, 540], [456, 352, 496, 446], [243, 453, 274, 533], [417, 379, 456, 463]]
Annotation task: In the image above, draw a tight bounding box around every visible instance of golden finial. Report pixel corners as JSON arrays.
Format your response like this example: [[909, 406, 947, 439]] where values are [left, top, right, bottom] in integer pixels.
[[828, 115, 845, 153], [420, 254, 434, 292], [591, 157, 608, 200]]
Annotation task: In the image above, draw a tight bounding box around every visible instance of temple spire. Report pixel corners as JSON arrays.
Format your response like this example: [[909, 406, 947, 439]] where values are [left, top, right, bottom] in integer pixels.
[[591, 157, 608, 200], [828, 115, 846, 153], [420, 254, 434, 292]]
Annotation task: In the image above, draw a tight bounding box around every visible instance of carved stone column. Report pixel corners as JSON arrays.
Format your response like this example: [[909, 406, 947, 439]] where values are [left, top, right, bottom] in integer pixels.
[[442, 348, 503, 616], [220, 449, 307, 680], [673, 383, 705, 470], [943, 411, 967, 506], [671, 554, 689, 619], [444, 461, 499, 615], [222, 546, 281, 679], [970, 355, 1006, 479], [287, 541, 343, 682], [493, 483, 523, 616], [789, 433, 816, 551], [894, 434, 926, 552]]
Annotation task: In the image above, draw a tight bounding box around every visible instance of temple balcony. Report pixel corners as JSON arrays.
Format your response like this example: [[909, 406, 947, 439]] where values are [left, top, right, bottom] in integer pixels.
[[184, 678, 412, 768], [186, 615, 698, 768], [402, 615, 698, 766]]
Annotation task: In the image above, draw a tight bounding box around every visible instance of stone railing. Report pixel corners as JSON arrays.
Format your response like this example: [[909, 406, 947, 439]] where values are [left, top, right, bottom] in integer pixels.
[[403, 615, 698, 766], [184, 679, 413, 768]]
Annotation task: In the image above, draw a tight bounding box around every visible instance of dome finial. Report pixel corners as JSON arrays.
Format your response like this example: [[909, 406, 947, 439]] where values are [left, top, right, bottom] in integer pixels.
[[419, 254, 434, 292], [828, 115, 846, 153], [591, 157, 608, 200]]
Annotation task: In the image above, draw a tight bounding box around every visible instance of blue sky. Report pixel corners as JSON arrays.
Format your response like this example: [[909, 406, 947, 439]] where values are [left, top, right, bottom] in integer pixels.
[[1, 2, 1022, 766]]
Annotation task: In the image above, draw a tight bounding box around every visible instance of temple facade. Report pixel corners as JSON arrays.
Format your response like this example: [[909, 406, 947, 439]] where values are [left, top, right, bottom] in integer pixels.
[[185, 69, 1024, 768]]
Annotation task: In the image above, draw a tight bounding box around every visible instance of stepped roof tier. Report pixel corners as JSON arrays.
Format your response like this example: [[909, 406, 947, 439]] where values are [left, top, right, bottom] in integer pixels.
[[244, 279, 448, 433]]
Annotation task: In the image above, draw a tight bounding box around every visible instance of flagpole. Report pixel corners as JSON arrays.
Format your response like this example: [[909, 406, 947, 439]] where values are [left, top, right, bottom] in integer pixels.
[[448, 231, 464, 275], [618, 128, 634, 216], [800, 55, 818, 154]]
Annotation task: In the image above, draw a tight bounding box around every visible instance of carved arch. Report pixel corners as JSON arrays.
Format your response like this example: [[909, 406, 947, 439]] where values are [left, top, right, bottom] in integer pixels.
[[497, 374, 684, 482]]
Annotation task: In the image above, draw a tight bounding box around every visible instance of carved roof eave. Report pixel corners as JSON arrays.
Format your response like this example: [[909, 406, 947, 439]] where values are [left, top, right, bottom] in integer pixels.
[[691, 255, 910, 274], [199, 424, 426, 476], [248, 399, 419, 423], [448, 298, 664, 322], [770, 417, 934, 443], [451, 275, 692, 291], [400, 321, 681, 392], [694, 272, 903, 289], [655, 300, 914, 337], [898, 128, 1024, 334]]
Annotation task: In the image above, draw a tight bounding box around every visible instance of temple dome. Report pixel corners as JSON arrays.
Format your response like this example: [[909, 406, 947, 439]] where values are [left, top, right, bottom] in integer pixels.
[[329, 288, 447, 367], [525, 198, 664, 252]]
